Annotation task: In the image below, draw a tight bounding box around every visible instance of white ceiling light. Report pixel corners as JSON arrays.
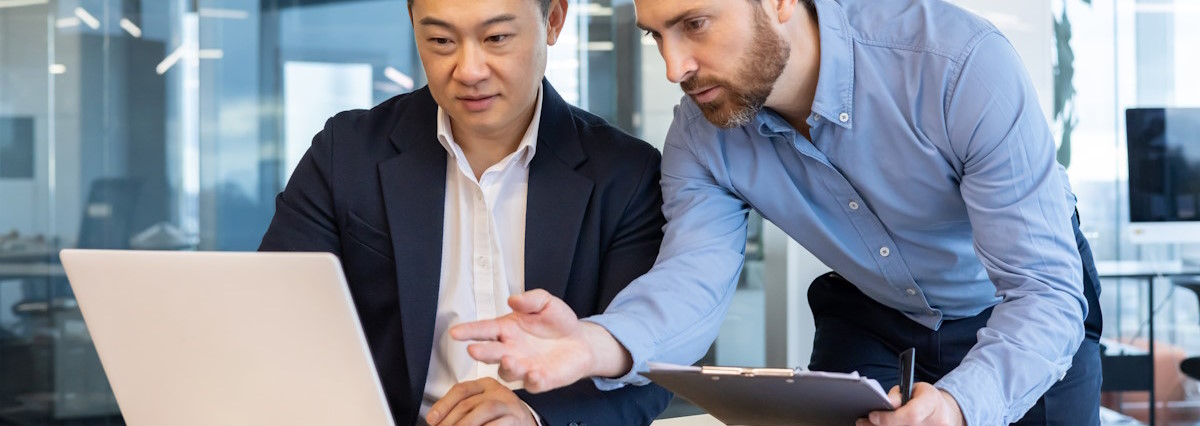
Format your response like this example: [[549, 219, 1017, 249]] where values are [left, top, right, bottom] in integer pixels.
[[156, 44, 188, 75], [198, 8, 249, 19], [384, 67, 415, 90], [1134, 3, 1200, 14], [120, 18, 142, 38], [0, 0, 49, 9], [585, 3, 613, 17], [585, 41, 614, 51], [198, 49, 224, 59], [56, 17, 80, 28], [74, 7, 100, 30], [49, 64, 66, 74]]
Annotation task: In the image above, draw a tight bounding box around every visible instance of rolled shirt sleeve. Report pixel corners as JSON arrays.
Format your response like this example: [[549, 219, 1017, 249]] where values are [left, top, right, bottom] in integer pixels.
[[936, 33, 1086, 425]]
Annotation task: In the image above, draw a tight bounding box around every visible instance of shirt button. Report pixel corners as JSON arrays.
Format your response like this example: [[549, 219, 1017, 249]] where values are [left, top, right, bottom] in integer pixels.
[[905, 288, 917, 296], [848, 201, 859, 210], [476, 256, 487, 266], [839, 112, 850, 123], [879, 246, 890, 257]]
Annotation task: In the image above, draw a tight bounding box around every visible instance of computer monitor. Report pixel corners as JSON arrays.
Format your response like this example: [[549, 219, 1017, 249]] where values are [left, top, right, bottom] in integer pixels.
[[1126, 107, 1200, 243], [0, 116, 34, 179]]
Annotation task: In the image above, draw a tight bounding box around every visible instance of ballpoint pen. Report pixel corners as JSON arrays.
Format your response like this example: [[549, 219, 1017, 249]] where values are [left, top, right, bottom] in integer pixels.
[[900, 348, 916, 405]]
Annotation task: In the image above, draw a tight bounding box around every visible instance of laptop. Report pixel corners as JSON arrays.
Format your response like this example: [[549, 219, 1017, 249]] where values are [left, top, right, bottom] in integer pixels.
[[59, 249, 395, 426]]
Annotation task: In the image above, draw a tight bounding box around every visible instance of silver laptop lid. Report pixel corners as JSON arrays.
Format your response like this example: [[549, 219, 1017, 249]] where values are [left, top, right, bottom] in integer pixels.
[[60, 249, 394, 426]]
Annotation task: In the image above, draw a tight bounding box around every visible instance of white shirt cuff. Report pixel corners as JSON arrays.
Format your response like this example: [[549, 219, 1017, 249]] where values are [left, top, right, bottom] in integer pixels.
[[522, 401, 545, 426]]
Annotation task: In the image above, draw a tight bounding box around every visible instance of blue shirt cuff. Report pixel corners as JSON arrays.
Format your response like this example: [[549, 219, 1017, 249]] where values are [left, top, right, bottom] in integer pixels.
[[582, 313, 655, 390], [936, 360, 1010, 425]]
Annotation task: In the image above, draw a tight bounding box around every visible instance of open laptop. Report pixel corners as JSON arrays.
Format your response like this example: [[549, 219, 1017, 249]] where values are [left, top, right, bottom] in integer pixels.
[[59, 249, 394, 426]]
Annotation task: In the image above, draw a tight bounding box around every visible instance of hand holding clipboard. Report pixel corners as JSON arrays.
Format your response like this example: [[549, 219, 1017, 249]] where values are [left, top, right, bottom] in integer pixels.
[[862, 348, 967, 426]]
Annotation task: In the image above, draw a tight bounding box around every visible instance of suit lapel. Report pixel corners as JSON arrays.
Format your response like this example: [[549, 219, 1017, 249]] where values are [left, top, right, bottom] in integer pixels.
[[524, 81, 594, 300], [375, 83, 595, 414], [379, 88, 445, 411]]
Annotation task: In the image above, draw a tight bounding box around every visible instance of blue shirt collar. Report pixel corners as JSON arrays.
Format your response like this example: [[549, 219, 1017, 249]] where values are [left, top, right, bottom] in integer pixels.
[[757, 0, 856, 136]]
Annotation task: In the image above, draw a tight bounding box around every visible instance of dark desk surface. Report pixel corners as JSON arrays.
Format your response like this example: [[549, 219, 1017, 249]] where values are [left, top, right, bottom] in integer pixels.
[[1096, 260, 1200, 278], [0, 263, 65, 279]]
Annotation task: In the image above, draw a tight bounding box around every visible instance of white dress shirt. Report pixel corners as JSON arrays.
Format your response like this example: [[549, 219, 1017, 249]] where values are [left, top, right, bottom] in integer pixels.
[[419, 87, 543, 424]]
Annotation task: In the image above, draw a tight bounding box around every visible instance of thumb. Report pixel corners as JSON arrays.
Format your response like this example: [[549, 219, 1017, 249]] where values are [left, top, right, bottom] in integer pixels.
[[509, 289, 553, 314], [887, 385, 902, 408]]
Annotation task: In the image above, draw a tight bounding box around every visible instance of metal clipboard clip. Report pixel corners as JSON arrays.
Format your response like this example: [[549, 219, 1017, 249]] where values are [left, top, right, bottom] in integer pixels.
[[700, 366, 799, 378]]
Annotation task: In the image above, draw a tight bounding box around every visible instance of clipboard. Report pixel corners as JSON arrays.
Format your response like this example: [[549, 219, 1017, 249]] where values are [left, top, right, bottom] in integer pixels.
[[644, 363, 894, 426]]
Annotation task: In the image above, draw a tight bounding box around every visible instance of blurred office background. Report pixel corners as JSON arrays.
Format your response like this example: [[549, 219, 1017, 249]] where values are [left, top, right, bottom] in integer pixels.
[[1, 0, 1200, 424]]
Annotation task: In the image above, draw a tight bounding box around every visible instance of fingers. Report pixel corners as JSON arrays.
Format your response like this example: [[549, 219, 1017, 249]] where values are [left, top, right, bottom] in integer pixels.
[[451, 318, 505, 342], [466, 342, 511, 364], [864, 382, 940, 426], [435, 383, 530, 426], [455, 398, 518, 426], [427, 380, 487, 425], [508, 289, 553, 314], [497, 355, 530, 382], [886, 385, 902, 409], [524, 369, 550, 393], [435, 392, 488, 426], [524, 369, 569, 394]]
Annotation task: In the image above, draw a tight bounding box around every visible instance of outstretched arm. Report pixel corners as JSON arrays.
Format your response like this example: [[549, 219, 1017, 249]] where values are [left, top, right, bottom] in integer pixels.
[[453, 105, 751, 391]]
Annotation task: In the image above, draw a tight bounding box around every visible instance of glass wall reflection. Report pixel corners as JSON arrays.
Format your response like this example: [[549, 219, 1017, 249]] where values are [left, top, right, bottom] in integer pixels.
[[0, 0, 432, 422], [0, 0, 772, 423]]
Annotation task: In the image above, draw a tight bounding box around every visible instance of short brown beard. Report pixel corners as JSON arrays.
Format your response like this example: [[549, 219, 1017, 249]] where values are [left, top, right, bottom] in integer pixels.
[[681, 5, 790, 128]]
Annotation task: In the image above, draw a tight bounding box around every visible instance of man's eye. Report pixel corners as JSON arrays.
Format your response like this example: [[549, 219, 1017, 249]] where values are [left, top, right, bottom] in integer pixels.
[[430, 38, 451, 45], [487, 34, 511, 43], [684, 18, 708, 32]]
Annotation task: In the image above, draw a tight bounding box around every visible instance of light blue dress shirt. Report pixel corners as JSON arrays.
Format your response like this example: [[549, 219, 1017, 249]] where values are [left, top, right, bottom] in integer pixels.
[[585, 0, 1086, 424]]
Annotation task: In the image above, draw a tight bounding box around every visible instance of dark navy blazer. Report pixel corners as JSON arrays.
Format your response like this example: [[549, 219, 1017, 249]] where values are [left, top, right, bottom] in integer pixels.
[[259, 80, 672, 426]]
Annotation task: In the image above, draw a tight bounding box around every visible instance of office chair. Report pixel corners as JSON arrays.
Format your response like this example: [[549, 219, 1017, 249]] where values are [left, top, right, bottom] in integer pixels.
[[76, 177, 144, 250], [1175, 277, 1200, 380]]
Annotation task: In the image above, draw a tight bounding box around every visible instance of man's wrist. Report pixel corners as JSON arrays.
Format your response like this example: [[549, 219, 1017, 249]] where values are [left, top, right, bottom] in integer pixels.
[[581, 322, 633, 378], [938, 389, 967, 426]]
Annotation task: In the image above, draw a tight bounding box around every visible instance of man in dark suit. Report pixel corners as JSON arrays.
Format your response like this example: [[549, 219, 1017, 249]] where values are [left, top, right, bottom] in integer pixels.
[[258, 0, 671, 425]]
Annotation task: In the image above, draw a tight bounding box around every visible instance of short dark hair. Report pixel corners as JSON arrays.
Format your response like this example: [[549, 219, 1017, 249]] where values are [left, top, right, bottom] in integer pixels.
[[801, 0, 817, 17], [407, 0, 553, 17], [750, 0, 817, 18]]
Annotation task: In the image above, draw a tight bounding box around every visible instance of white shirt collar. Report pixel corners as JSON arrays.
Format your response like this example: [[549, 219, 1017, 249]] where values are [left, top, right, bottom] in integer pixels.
[[435, 85, 542, 170]]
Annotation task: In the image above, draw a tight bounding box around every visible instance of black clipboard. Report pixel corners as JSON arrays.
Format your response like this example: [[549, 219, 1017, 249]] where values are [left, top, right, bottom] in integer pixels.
[[644, 363, 894, 426]]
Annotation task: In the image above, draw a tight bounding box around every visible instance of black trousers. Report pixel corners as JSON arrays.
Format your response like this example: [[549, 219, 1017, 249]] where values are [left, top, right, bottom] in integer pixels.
[[808, 215, 1103, 425]]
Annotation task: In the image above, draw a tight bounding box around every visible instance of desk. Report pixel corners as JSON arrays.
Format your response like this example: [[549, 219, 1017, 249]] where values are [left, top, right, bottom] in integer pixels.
[[0, 263, 65, 280], [1096, 260, 1200, 426], [0, 263, 68, 315], [0, 249, 59, 264], [651, 408, 1142, 425], [651, 414, 725, 426]]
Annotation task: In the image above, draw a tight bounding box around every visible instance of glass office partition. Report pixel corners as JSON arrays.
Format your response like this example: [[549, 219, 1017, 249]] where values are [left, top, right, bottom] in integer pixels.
[[196, 0, 425, 251], [20, 0, 1175, 423], [2, 0, 193, 423]]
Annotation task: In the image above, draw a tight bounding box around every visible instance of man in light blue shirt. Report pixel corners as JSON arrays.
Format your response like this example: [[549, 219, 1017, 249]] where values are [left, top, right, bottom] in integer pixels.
[[452, 0, 1102, 424]]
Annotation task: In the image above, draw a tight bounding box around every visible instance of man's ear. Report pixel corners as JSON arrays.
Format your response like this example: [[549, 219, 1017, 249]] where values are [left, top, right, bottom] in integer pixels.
[[771, 0, 800, 24], [546, 0, 568, 45]]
